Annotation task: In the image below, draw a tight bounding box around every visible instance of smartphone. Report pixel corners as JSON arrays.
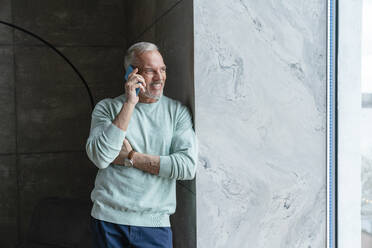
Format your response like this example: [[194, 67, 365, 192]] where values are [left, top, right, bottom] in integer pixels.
[[124, 65, 141, 96]]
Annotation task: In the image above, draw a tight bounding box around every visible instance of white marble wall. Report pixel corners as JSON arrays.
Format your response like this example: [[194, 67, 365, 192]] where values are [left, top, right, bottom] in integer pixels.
[[194, 0, 326, 247]]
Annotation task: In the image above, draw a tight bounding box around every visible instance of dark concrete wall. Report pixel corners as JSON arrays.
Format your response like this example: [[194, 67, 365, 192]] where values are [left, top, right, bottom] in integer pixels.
[[0, 0, 194, 246], [0, 0, 127, 246], [126, 1, 196, 247]]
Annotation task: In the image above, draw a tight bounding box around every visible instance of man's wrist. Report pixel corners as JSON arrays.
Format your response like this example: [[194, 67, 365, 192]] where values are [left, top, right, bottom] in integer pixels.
[[124, 150, 135, 167], [128, 150, 136, 160], [131, 151, 139, 167], [124, 100, 136, 108], [113, 101, 135, 131]]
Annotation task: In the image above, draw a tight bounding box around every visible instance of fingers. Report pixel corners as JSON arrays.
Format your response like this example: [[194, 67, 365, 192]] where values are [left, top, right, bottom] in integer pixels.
[[131, 74, 146, 86], [125, 81, 146, 94], [127, 73, 147, 87], [125, 67, 148, 100], [134, 82, 146, 93], [127, 67, 139, 82], [128, 67, 138, 79], [126, 71, 147, 95], [123, 138, 133, 151]]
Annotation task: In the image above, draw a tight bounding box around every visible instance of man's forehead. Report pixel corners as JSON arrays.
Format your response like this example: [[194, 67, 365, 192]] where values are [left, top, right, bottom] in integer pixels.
[[138, 51, 165, 66]]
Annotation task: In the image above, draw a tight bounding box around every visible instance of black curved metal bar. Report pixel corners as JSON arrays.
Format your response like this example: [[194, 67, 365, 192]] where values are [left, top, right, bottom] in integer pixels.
[[0, 20, 95, 110]]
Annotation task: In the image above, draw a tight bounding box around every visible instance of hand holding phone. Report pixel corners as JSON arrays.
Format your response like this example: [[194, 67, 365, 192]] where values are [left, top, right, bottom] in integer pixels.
[[124, 65, 142, 96]]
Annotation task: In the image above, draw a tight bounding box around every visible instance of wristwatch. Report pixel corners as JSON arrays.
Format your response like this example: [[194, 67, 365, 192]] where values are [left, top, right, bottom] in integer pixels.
[[124, 150, 136, 167]]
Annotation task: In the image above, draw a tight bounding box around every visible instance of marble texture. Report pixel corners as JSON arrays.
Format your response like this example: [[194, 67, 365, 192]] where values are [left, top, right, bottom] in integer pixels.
[[194, 0, 326, 247]]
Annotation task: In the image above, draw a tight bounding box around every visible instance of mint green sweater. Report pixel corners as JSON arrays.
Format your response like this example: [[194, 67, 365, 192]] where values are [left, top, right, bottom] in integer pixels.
[[86, 94, 197, 227]]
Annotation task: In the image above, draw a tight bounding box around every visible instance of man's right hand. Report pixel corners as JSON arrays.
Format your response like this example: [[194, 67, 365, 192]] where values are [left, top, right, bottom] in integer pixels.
[[125, 68, 146, 105], [113, 68, 145, 132]]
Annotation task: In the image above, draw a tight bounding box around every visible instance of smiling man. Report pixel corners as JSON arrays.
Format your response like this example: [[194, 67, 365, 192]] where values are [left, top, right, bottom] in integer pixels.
[[86, 42, 197, 247]]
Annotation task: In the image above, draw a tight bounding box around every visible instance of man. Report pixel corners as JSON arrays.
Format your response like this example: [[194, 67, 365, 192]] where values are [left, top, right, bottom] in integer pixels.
[[86, 41, 197, 247]]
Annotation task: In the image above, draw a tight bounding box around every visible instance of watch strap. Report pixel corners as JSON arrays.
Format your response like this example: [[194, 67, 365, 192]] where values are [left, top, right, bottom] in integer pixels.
[[128, 150, 136, 161]]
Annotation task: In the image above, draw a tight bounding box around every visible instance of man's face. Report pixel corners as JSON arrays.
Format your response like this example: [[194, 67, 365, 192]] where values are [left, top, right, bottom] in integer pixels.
[[137, 50, 166, 99]]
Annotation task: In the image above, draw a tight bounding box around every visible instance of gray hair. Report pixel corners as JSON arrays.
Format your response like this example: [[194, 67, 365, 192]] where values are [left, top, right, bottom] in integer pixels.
[[124, 42, 159, 70]]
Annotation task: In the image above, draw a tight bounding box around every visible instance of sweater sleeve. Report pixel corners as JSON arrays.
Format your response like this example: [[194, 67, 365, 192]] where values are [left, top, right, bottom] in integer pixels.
[[85, 100, 126, 169], [158, 105, 198, 180]]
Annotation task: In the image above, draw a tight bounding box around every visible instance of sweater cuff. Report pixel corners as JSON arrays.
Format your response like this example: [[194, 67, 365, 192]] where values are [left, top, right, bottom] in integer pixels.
[[159, 156, 172, 178], [105, 123, 126, 147]]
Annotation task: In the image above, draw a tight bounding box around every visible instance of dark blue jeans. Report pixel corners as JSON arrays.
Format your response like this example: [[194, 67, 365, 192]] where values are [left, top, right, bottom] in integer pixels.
[[90, 217, 173, 248]]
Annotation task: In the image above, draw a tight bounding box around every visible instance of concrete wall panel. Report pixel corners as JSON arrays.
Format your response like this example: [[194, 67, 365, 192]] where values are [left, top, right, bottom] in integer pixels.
[[15, 46, 91, 153], [18, 152, 96, 239], [0, 155, 18, 247], [62, 47, 127, 103], [0, 0, 127, 244], [126, 0, 179, 42], [14, 46, 126, 153], [0, 46, 16, 154], [0, 0, 13, 44], [171, 183, 196, 248], [12, 0, 125, 46]]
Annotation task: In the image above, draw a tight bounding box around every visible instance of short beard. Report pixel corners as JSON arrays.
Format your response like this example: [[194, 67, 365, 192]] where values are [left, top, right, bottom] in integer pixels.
[[141, 81, 163, 100]]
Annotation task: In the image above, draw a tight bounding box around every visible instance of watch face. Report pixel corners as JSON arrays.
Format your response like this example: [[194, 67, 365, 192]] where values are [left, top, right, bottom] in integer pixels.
[[124, 158, 132, 167]]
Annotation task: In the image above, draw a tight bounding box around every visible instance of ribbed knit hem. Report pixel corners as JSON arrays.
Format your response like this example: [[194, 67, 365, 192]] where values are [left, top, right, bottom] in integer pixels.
[[91, 202, 171, 227]]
